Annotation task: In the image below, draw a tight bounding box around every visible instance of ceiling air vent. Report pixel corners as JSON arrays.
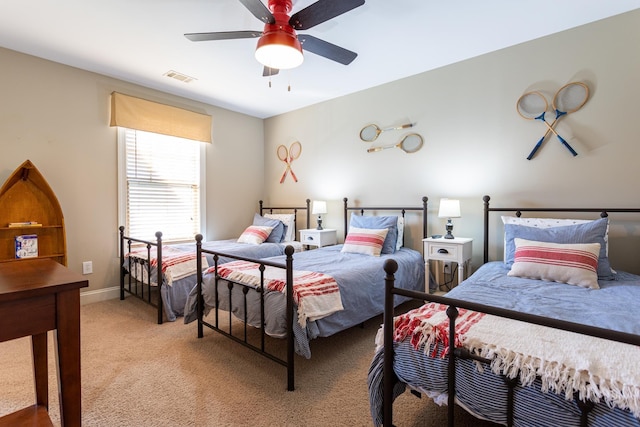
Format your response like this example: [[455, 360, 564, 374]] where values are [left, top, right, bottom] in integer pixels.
[[163, 70, 196, 83]]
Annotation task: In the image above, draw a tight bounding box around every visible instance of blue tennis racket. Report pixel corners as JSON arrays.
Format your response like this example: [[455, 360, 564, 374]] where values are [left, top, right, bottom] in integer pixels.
[[517, 82, 588, 160], [518, 91, 575, 159]]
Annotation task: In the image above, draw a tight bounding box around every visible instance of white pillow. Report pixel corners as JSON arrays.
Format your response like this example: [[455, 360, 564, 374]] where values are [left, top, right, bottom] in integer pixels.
[[341, 226, 389, 257], [396, 216, 404, 251], [237, 225, 274, 245], [507, 238, 601, 289], [501, 216, 594, 228], [264, 213, 296, 242]]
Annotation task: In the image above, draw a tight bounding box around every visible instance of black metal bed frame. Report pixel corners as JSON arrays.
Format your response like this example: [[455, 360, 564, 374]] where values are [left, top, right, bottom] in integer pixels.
[[119, 227, 164, 323], [195, 196, 429, 391], [381, 195, 640, 427], [118, 199, 310, 324]]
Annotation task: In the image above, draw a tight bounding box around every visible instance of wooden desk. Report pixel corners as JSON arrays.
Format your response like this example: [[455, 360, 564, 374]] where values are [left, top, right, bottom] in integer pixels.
[[0, 259, 88, 426]]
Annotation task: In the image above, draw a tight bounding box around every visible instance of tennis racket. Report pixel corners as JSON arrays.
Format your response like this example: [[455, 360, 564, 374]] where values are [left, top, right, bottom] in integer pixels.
[[359, 122, 414, 142], [517, 91, 574, 160], [278, 141, 302, 183], [548, 82, 589, 156], [519, 82, 588, 160], [367, 133, 424, 153]]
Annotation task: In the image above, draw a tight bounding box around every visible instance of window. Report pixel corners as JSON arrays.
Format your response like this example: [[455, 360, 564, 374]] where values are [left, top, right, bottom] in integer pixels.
[[118, 128, 205, 242]]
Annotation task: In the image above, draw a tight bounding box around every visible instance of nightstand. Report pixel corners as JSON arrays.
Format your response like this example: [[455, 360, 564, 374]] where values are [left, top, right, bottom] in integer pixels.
[[299, 229, 337, 248], [423, 237, 473, 293]]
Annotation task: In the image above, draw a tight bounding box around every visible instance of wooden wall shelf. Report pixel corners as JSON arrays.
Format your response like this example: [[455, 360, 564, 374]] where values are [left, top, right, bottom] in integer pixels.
[[0, 160, 67, 265]]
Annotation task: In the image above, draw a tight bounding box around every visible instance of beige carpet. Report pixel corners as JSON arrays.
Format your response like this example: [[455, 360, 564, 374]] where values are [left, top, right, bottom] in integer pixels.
[[0, 297, 499, 426]]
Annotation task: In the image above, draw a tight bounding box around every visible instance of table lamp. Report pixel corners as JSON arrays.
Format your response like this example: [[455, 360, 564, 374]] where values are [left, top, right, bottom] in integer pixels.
[[438, 198, 461, 239], [312, 200, 327, 230]]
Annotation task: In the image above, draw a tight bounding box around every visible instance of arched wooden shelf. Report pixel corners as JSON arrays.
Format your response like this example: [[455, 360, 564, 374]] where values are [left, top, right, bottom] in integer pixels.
[[0, 160, 67, 265]]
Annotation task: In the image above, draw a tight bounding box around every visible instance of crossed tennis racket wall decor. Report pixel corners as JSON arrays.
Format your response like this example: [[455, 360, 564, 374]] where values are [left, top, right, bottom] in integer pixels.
[[277, 141, 302, 183], [359, 122, 424, 154], [516, 82, 589, 160]]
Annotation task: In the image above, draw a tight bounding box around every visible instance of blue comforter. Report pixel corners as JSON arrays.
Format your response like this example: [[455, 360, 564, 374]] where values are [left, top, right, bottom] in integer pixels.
[[445, 261, 640, 334], [184, 244, 425, 358]]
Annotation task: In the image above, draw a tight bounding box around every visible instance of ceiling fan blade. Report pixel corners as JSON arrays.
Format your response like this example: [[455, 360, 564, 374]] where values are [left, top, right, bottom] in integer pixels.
[[263, 66, 280, 77], [298, 34, 357, 65], [184, 31, 262, 42], [289, 0, 365, 30], [239, 0, 275, 24]]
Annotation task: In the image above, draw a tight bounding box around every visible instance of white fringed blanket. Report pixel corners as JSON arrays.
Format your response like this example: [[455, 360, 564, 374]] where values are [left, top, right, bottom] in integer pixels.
[[126, 246, 206, 286], [388, 302, 640, 418], [209, 260, 344, 327]]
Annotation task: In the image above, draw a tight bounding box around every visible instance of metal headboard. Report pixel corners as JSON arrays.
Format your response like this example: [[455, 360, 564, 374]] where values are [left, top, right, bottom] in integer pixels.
[[259, 198, 311, 238], [343, 196, 429, 244], [482, 194, 640, 263]]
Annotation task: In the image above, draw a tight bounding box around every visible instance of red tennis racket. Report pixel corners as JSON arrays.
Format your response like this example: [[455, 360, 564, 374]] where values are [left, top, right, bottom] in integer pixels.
[[277, 141, 302, 183]]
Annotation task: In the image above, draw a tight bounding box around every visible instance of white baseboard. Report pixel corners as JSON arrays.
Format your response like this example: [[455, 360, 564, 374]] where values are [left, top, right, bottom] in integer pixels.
[[81, 286, 120, 305]]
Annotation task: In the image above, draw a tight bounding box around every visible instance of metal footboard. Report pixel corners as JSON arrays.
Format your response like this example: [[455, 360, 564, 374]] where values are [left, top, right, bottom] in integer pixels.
[[381, 259, 640, 427], [195, 234, 296, 391], [119, 226, 164, 324]]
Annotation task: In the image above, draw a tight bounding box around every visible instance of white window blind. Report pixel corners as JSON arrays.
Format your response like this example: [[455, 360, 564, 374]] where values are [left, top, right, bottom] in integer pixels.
[[122, 128, 201, 242]]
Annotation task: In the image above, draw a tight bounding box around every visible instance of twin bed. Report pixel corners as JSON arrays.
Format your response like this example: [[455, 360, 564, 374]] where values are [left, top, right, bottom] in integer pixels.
[[183, 197, 428, 390], [369, 195, 640, 427], [119, 200, 310, 323]]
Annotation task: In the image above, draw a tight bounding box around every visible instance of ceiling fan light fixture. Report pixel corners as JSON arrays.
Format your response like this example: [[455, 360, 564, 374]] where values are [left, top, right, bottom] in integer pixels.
[[255, 31, 303, 70]]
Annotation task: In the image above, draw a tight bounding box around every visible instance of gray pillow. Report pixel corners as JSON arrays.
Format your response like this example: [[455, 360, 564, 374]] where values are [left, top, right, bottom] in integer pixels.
[[252, 213, 284, 243], [504, 217, 615, 280], [349, 213, 398, 254]]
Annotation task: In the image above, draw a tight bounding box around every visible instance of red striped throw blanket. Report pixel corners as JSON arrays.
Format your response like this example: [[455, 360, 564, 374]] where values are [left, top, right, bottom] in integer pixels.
[[126, 246, 206, 287], [383, 302, 640, 417], [208, 260, 344, 327]]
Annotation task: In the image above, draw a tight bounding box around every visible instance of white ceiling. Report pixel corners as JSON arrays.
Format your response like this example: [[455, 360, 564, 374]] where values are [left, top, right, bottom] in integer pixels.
[[1, 1, 639, 119]]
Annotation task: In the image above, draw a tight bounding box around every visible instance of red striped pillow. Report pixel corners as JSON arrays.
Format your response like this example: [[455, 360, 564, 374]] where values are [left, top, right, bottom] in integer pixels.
[[508, 238, 601, 289], [341, 226, 389, 256], [237, 225, 274, 245]]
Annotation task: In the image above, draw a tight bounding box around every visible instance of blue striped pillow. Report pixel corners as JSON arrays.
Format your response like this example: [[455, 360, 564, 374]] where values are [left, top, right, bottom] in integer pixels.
[[504, 217, 614, 280]]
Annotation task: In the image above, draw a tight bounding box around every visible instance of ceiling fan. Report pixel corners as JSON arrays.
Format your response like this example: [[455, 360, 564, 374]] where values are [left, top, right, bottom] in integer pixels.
[[185, 0, 365, 77]]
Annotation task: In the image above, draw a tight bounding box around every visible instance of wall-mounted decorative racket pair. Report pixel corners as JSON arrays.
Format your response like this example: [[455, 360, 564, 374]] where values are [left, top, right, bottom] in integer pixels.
[[277, 141, 301, 183], [359, 122, 424, 154], [516, 82, 589, 160]]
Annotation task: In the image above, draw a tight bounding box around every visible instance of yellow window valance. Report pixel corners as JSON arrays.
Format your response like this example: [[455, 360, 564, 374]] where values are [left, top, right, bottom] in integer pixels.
[[110, 92, 212, 143]]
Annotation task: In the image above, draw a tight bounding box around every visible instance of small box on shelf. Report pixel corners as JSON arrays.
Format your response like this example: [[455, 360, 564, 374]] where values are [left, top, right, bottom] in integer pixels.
[[15, 234, 38, 259]]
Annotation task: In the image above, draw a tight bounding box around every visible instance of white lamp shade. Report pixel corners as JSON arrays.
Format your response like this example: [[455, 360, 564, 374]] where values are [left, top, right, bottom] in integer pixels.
[[312, 200, 327, 215], [438, 199, 461, 218], [255, 32, 304, 70]]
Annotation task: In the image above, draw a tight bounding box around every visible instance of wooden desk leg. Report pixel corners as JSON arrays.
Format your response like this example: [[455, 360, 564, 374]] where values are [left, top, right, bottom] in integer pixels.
[[55, 289, 82, 427], [31, 332, 49, 410]]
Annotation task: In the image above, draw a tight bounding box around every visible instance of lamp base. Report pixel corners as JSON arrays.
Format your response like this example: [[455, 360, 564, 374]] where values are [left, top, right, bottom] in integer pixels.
[[316, 217, 323, 230], [444, 221, 454, 239]]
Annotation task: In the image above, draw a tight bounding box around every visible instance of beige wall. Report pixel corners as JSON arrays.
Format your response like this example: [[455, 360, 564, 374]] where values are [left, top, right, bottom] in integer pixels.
[[1, 10, 639, 299], [0, 47, 264, 300], [264, 10, 640, 273]]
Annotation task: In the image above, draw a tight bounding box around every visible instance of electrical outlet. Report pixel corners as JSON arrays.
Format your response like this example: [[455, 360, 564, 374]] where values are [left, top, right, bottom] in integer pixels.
[[82, 261, 93, 275], [443, 261, 452, 275]]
